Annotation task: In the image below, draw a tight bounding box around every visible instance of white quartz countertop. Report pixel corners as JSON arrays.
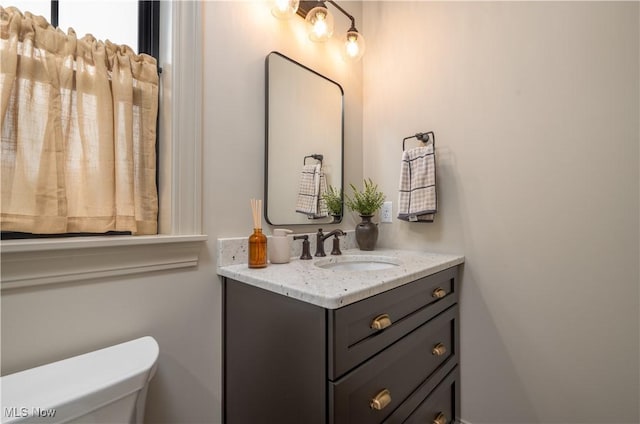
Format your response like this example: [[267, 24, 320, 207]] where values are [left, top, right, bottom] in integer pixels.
[[217, 248, 464, 309]]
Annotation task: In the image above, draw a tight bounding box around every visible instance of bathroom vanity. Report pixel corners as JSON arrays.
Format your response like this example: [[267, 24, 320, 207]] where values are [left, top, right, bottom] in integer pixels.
[[218, 248, 464, 424]]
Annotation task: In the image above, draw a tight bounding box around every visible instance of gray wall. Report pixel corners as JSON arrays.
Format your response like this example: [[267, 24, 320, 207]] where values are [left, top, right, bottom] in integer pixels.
[[362, 2, 639, 423]]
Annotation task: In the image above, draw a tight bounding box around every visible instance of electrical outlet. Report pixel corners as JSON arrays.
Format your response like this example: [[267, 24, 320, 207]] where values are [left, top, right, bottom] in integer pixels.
[[381, 201, 393, 223]]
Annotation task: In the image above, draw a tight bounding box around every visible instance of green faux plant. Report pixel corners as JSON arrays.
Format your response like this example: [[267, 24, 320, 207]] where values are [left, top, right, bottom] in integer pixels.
[[345, 179, 386, 216], [322, 185, 343, 216]]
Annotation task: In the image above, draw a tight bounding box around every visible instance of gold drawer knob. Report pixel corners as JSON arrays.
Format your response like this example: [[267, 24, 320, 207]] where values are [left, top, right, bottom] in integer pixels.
[[433, 412, 447, 424], [370, 314, 392, 331], [432, 288, 447, 299], [432, 343, 447, 356], [370, 388, 392, 410]]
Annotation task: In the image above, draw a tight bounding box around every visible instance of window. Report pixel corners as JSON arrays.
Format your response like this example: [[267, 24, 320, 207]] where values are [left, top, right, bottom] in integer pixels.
[[7, 0, 158, 58], [4, 1, 49, 20], [1, 1, 161, 240], [57, 1, 138, 50], [1, 2, 205, 290]]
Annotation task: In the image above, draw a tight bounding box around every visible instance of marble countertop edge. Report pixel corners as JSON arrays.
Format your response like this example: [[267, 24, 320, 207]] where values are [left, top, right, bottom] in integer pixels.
[[217, 248, 465, 309]]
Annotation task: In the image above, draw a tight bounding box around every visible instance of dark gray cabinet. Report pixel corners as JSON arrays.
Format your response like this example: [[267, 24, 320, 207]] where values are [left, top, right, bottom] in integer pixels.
[[222, 266, 460, 424]]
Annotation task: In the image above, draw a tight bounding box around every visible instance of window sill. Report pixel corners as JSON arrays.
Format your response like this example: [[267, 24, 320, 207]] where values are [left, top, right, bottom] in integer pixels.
[[1, 234, 208, 290]]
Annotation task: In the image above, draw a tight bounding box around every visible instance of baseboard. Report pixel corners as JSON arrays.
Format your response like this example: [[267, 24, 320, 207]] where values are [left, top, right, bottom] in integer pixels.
[[458, 419, 473, 424]]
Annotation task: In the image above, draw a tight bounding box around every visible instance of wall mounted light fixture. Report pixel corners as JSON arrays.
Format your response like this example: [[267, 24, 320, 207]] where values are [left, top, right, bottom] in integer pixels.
[[271, 0, 300, 20], [271, 0, 366, 62], [304, 2, 335, 42]]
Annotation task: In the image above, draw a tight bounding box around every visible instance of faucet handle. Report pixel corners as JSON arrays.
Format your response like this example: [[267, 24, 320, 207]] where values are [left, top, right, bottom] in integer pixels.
[[293, 235, 312, 260], [331, 233, 344, 256]]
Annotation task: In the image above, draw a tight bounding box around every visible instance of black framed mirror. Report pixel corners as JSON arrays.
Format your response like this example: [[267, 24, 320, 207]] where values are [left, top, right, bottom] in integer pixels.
[[265, 51, 344, 226]]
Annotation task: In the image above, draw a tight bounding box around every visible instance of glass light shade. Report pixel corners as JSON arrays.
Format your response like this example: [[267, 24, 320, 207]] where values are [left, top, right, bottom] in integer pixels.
[[343, 30, 366, 62], [305, 5, 334, 42], [271, 0, 299, 19]]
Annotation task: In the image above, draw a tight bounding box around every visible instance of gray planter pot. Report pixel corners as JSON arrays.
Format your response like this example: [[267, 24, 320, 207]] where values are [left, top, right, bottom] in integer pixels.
[[355, 215, 378, 251]]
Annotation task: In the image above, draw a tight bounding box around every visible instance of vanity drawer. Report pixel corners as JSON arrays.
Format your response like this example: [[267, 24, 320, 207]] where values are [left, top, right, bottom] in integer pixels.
[[328, 267, 458, 379], [329, 305, 458, 424], [397, 367, 458, 424]]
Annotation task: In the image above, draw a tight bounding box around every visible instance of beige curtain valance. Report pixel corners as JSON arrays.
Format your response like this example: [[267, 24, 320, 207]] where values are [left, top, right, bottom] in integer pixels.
[[1, 6, 159, 235]]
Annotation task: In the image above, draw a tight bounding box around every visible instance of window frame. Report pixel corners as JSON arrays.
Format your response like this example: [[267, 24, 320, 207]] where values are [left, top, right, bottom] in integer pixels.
[[138, 0, 160, 59], [1, 1, 205, 290]]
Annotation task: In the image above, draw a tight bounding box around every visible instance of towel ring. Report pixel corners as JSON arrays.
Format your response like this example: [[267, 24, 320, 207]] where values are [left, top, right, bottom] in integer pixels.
[[303, 154, 324, 165], [402, 131, 435, 151]]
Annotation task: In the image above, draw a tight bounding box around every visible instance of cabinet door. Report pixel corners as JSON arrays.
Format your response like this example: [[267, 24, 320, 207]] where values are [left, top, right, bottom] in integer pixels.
[[224, 280, 326, 424], [329, 267, 458, 379], [330, 306, 458, 424]]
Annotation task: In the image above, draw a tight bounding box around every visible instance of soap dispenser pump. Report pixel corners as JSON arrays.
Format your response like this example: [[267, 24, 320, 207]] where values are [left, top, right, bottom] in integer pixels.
[[269, 229, 293, 264]]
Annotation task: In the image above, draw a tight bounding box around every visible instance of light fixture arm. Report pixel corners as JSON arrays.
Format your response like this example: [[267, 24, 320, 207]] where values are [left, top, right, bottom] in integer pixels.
[[326, 0, 357, 32]]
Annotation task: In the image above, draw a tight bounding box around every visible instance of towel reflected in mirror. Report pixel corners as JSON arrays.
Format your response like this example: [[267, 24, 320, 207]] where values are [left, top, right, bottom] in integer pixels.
[[295, 164, 329, 219]]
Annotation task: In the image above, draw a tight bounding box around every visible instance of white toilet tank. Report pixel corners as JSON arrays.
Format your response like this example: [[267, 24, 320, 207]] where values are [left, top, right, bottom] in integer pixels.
[[1, 336, 159, 424]]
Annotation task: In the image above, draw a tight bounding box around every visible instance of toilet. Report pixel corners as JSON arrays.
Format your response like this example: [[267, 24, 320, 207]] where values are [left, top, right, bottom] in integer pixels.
[[1, 336, 159, 424]]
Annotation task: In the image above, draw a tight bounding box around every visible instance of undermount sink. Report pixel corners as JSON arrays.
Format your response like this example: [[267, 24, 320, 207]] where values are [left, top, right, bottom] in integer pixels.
[[314, 255, 402, 271]]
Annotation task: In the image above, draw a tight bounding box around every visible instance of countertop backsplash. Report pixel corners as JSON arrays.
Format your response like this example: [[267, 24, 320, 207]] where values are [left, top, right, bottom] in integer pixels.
[[217, 230, 357, 267]]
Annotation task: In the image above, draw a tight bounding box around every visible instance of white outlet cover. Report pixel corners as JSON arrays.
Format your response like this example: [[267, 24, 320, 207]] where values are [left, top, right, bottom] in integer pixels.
[[381, 201, 393, 223]]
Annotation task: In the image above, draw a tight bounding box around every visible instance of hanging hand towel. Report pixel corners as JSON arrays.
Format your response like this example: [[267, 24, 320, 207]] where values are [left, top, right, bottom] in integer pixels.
[[295, 164, 328, 219], [317, 170, 329, 218], [397, 144, 437, 222]]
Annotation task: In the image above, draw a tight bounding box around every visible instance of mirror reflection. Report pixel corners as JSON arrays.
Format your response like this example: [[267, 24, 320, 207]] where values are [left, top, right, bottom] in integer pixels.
[[265, 52, 344, 226]]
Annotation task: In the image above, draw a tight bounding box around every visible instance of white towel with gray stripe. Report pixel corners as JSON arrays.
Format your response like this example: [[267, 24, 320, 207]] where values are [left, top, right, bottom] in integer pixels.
[[295, 164, 328, 218], [397, 144, 436, 222]]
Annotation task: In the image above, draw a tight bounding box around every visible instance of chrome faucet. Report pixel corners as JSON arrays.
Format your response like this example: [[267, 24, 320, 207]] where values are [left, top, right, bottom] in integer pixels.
[[315, 228, 345, 257]]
